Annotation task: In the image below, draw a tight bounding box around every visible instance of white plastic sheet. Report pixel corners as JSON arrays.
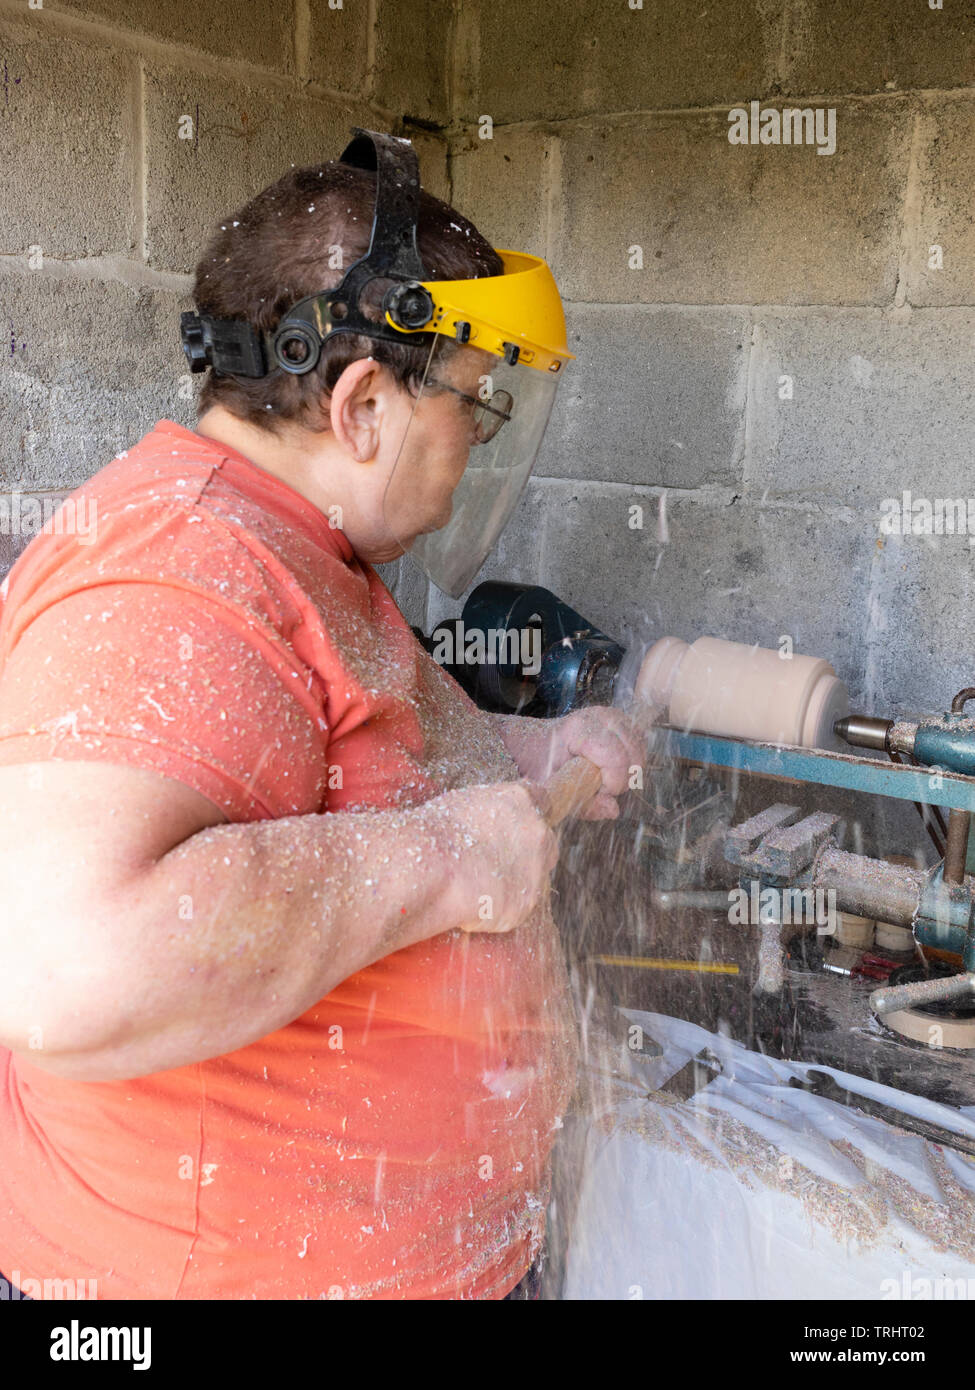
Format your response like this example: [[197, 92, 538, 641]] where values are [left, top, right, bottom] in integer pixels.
[[562, 1010, 975, 1300]]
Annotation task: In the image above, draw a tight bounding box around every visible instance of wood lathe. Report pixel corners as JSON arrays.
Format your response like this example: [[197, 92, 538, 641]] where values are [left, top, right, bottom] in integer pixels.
[[423, 580, 975, 1092]]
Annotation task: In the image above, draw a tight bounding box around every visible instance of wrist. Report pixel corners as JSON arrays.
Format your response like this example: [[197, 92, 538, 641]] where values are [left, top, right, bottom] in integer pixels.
[[381, 791, 493, 945]]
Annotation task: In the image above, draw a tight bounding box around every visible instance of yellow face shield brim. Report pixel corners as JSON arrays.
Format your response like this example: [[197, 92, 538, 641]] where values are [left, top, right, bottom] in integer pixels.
[[384, 251, 575, 376]]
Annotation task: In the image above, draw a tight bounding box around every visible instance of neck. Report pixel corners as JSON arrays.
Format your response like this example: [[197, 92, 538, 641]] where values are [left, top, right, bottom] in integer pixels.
[[196, 405, 315, 499], [193, 404, 405, 564]]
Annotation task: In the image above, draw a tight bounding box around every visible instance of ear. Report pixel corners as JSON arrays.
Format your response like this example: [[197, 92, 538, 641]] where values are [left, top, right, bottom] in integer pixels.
[[328, 357, 394, 463]]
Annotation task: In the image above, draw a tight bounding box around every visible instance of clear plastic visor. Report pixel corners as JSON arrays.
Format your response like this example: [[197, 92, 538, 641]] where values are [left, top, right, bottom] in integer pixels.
[[382, 336, 562, 598]]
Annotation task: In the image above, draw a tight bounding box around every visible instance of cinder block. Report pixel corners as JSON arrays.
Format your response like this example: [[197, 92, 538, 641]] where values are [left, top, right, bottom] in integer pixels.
[[908, 96, 975, 308], [412, 132, 450, 203], [864, 527, 975, 718], [47, 0, 293, 72], [0, 17, 135, 258], [449, 130, 553, 257], [783, 0, 975, 98], [0, 530, 21, 579], [0, 272, 195, 490], [372, 0, 451, 124], [375, 557, 430, 631], [0, 489, 72, 579], [747, 307, 975, 509], [144, 63, 375, 272], [307, 0, 370, 95], [857, 533, 962, 851], [456, 0, 778, 125], [557, 104, 910, 305], [536, 483, 875, 704], [536, 305, 748, 488]]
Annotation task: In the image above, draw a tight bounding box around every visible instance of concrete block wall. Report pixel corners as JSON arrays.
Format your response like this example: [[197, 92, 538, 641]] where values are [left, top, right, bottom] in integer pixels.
[[416, 0, 975, 758]]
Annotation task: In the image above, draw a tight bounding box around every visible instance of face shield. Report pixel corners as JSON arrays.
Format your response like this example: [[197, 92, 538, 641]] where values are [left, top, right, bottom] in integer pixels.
[[179, 127, 573, 597], [382, 336, 563, 597]]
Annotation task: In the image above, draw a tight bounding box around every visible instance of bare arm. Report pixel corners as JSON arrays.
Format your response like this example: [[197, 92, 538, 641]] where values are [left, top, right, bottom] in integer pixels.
[[0, 760, 555, 1082]]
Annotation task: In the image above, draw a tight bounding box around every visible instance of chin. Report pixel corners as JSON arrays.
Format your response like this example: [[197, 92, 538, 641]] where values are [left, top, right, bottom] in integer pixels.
[[356, 533, 408, 563], [420, 508, 452, 535]]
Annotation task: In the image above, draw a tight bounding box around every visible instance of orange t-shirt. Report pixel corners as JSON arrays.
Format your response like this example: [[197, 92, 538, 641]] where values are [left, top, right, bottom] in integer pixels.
[[0, 420, 578, 1299]]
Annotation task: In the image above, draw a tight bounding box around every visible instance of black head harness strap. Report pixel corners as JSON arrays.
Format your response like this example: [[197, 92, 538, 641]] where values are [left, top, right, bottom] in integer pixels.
[[180, 128, 437, 381]]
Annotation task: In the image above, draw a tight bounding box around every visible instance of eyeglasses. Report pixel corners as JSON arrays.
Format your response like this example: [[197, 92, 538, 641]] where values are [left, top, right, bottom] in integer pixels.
[[427, 378, 514, 444]]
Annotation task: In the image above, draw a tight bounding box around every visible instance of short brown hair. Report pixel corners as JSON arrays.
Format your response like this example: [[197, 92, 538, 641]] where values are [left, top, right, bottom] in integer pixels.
[[192, 160, 503, 434]]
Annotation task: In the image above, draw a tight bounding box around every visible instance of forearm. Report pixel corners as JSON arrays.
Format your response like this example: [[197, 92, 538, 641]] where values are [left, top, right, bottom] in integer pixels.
[[493, 712, 555, 781], [32, 797, 479, 1082]]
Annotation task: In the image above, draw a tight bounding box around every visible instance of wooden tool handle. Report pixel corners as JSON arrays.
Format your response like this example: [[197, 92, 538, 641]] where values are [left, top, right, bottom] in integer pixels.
[[538, 698, 662, 828], [541, 754, 605, 827]]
